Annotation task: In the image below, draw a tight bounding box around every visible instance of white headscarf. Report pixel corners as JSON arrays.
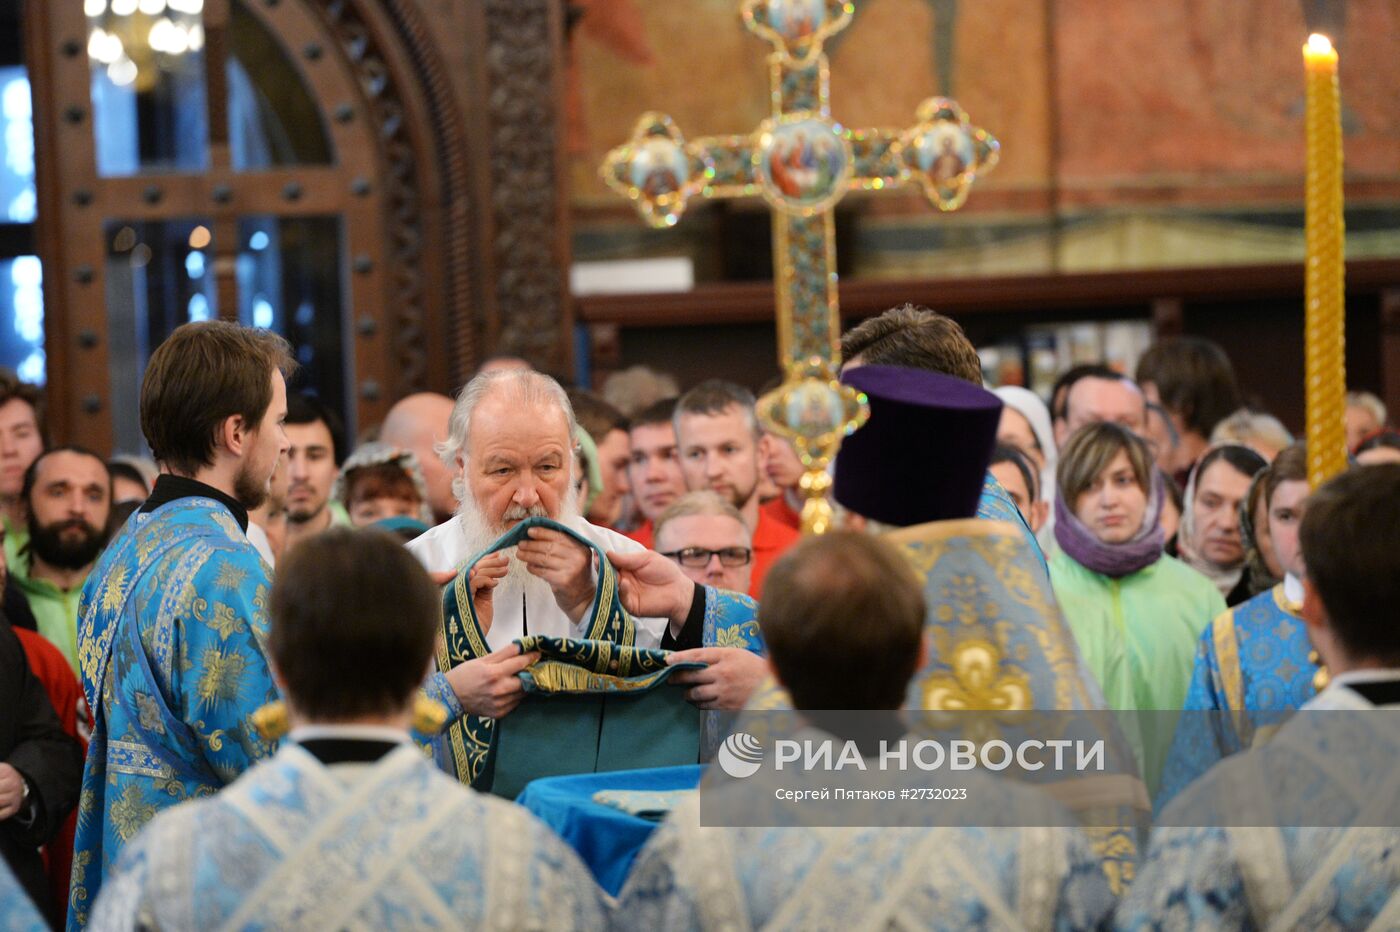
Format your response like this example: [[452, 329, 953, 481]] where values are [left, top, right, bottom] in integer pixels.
[[1177, 442, 1265, 599], [993, 386, 1058, 549]]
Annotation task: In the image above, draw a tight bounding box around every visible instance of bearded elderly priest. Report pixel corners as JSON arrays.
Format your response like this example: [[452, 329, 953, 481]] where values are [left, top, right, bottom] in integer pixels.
[[408, 369, 760, 720]]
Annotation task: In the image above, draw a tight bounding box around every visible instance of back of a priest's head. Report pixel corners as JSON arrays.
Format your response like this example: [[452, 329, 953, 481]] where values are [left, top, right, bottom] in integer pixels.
[[1300, 463, 1400, 670], [269, 528, 439, 723], [759, 532, 925, 710], [839, 304, 982, 384]]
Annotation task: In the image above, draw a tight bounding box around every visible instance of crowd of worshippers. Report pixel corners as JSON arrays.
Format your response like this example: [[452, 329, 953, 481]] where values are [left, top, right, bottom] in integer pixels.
[[1, 307, 1399, 930]]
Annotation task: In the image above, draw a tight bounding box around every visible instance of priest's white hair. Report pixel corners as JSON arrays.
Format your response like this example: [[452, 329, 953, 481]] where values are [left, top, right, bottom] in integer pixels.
[[436, 368, 579, 503]]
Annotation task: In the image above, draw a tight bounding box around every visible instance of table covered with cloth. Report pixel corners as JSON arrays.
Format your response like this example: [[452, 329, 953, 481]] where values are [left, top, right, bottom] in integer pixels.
[[516, 764, 704, 896]]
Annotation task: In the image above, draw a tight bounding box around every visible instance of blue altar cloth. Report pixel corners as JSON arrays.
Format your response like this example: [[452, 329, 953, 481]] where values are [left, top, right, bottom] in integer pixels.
[[516, 764, 704, 896]]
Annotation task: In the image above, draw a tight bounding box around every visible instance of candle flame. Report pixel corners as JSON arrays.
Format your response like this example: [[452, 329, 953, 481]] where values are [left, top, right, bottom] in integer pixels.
[[1307, 33, 1333, 55]]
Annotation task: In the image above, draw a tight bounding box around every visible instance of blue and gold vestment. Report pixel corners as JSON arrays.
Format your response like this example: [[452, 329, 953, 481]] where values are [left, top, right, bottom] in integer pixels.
[[1156, 583, 1319, 809], [68, 499, 279, 928]]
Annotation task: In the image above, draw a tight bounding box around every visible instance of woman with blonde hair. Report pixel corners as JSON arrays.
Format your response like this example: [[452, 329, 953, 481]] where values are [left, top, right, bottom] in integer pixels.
[[1049, 422, 1225, 790]]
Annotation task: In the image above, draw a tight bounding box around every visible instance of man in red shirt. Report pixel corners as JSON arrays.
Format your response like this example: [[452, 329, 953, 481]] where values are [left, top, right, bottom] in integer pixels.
[[621, 399, 687, 549], [674, 381, 799, 598]]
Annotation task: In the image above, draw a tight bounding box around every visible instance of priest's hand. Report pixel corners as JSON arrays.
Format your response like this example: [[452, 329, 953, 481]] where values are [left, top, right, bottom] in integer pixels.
[[466, 553, 510, 633], [606, 549, 695, 633], [666, 648, 768, 711], [444, 644, 539, 719], [518, 526, 596, 623]]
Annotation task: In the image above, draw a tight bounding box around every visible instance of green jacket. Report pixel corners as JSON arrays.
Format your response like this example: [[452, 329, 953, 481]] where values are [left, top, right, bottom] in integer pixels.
[[1049, 548, 1225, 791], [10, 548, 86, 675]]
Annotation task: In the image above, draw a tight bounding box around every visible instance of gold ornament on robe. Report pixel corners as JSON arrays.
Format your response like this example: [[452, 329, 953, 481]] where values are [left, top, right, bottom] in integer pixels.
[[250, 696, 448, 741], [251, 700, 289, 741], [1309, 649, 1331, 692]]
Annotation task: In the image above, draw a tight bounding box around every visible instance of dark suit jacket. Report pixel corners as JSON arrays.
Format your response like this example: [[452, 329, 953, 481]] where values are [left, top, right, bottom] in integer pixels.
[[1, 616, 83, 925]]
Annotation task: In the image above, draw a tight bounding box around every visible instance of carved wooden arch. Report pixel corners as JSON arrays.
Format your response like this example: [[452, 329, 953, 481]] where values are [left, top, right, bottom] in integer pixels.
[[305, 0, 482, 393]]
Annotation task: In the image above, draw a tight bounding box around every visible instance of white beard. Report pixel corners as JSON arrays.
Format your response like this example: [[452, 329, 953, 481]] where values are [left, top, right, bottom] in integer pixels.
[[454, 482, 584, 608]]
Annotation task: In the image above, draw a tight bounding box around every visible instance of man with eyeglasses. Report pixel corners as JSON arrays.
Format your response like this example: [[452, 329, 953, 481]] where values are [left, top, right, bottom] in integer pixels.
[[653, 491, 753, 595]]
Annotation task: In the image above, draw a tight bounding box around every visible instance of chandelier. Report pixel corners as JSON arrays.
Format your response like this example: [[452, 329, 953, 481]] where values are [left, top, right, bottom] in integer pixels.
[[86, 0, 206, 92]]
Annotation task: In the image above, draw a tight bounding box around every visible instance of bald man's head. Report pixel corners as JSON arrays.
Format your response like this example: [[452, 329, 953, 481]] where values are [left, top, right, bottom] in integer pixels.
[[380, 392, 456, 521]]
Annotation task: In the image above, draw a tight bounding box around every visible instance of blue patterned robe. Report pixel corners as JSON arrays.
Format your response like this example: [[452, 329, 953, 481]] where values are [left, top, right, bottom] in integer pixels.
[[746, 518, 1146, 894], [1156, 584, 1319, 810], [87, 743, 609, 931], [618, 773, 1116, 930], [978, 471, 1050, 583], [1119, 683, 1400, 929], [67, 499, 281, 928], [69, 498, 465, 927], [1, 859, 47, 932]]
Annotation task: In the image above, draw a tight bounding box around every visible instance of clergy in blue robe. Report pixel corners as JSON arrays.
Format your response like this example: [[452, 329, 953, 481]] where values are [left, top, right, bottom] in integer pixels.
[[72, 487, 465, 928], [1155, 581, 1318, 809], [89, 528, 607, 931], [69, 322, 308, 928], [1121, 679, 1400, 930], [838, 304, 1051, 580], [745, 367, 1147, 893], [619, 531, 1116, 930], [70, 494, 283, 927], [1121, 464, 1400, 929], [1156, 444, 1319, 809]]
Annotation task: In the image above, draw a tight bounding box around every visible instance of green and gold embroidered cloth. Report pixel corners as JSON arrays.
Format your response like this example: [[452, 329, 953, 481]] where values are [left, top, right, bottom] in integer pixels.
[[433, 517, 703, 797]]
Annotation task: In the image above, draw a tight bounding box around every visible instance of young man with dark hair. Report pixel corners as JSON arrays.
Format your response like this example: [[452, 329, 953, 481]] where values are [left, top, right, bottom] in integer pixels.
[[0, 370, 47, 566], [623, 398, 686, 548], [673, 380, 798, 598], [567, 389, 633, 529], [88, 529, 608, 928], [69, 322, 302, 924], [1135, 336, 1242, 479], [618, 531, 1115, 929], [11, 448, 112, 674], [282, 392, 348, 553], [1126, 464, 1400, 928]]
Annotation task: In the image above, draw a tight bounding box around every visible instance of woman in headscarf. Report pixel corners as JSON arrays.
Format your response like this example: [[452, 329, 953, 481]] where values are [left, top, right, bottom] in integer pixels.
[[333, 442, 436, 540], [992, 385, 1057, 550], [1048, 423, 1226, 790], [1170, 444, 1269, 606]]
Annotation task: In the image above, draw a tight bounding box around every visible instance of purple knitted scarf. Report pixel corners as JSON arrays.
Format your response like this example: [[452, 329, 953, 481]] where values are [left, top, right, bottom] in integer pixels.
[[1054, 469, 1165, 578]]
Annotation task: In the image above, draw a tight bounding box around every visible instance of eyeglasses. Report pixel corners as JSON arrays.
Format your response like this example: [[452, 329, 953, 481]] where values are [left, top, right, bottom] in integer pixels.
[[660, 547, 752, 568]]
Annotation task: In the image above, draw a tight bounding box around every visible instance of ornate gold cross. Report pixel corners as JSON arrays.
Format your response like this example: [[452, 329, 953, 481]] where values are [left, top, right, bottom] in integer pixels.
[[603, 0, 999, 533]]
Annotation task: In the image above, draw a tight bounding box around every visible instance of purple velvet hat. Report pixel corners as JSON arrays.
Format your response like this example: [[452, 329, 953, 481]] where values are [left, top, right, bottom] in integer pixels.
[[834, 365, 1003, 526]]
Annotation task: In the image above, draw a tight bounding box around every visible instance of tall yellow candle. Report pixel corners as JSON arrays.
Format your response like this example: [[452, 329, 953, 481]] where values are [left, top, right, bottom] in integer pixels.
[[1303, 33, 1347, 488]]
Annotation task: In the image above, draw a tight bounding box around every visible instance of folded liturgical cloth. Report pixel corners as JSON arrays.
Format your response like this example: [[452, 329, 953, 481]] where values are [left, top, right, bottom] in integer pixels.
[[590, 788, 697, 822]]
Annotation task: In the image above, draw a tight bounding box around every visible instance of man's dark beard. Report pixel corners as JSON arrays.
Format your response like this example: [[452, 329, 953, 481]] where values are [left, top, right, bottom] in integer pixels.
[[29, 518, 108, 571], [233, 463, 269, 511]]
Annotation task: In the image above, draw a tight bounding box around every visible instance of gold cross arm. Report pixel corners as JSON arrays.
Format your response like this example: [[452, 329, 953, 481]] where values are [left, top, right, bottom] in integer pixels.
[[602, 97, 998, 229]]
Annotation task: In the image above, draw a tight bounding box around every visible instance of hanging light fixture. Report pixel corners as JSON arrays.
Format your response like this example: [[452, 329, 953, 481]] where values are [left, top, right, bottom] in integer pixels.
[[87, 0, 201, 93]]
